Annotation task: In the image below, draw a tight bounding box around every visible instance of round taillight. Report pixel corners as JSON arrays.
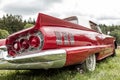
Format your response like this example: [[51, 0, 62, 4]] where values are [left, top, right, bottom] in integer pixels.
[[13, 42, 20, 51], [29, 36, 40, 48], [20, 39, 29, 49], [8, 50, 16, 56]]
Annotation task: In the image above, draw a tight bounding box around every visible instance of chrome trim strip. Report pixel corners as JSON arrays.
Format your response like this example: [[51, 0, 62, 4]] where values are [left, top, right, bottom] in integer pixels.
[[0, 49, 66, 69], [0, 46, 7, 59], [0, 46, 7, 51]]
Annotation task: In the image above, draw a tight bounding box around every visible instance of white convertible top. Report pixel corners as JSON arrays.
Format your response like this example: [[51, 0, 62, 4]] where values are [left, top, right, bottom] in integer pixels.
[[64, 16, 97, 29]]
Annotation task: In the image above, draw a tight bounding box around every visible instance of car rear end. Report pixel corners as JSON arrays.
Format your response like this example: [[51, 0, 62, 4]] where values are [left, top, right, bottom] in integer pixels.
[[4, 14, 67, 69]]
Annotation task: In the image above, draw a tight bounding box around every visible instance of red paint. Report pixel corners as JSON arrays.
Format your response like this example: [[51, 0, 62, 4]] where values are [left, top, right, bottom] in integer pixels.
[[20, 39, 29, 49], [8, 50, 16, 56], [29, 36, 40, 48], [0, 39, 6, 46], [64, 45, 110, 66], [6, 13, 115, 67]]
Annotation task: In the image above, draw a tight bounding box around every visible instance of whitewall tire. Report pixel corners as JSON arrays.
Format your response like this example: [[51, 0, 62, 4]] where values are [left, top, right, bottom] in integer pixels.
[[82, 54, 96, 72]]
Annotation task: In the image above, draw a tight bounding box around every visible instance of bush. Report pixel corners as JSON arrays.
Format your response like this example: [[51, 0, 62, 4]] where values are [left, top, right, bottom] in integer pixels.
[[24, 23, 34, 29], [0, 29, 9, 39]]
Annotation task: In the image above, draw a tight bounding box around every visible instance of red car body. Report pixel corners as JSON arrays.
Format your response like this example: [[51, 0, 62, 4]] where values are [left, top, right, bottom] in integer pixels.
[[0, 39, 6, 46], [0, 13, 116, 71]]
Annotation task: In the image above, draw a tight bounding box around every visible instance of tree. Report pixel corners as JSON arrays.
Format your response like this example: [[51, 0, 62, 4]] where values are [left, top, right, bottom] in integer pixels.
[[28, 18, 35, 24], [0, 29, 9, 39], [0, 14, 25, 34], [99, 24, 108, 34], [110, 29, 120, 45], [0, 14, 36, 34]]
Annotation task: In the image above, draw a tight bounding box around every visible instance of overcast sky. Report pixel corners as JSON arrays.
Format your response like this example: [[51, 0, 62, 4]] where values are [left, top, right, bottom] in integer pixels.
[[0, 0, 120, 25]]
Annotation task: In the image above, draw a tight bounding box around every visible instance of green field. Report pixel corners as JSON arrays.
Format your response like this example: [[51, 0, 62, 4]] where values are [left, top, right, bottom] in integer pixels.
[[0, 49, 120, 80]]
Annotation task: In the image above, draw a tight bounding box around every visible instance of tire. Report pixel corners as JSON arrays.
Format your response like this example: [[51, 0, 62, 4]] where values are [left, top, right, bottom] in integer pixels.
[[111, 42, 117, 57], [111, 49, 116, 57], [82, 54, 96, 72]]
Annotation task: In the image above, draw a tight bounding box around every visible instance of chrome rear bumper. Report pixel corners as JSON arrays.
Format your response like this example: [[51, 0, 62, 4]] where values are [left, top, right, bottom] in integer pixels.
[[0, 47, 66, 69]]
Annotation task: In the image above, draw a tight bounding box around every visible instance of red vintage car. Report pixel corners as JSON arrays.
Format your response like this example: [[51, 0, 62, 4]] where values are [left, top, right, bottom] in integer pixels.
[[0, 13, 117, 71]]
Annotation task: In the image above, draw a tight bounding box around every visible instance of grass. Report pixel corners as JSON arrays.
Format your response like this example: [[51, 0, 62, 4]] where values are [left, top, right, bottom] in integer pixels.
[[0, 49, 120, 80]]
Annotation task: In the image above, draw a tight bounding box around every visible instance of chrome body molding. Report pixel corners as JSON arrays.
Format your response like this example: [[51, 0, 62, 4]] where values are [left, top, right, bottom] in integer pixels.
[[0, 47, 66, 69]]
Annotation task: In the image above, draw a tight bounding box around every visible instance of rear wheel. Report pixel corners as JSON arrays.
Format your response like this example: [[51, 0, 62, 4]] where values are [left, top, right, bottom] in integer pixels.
[[111, 42, 117, 57], [111, 49, 116, 57], [82, 54, 96, 72]]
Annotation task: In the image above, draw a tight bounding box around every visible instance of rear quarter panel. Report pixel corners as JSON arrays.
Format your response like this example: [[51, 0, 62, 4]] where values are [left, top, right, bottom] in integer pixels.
[[0, 39, 6, 46]]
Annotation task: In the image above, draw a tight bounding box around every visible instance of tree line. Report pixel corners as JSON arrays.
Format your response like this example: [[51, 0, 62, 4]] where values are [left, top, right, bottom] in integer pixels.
[[0, 14, 120, 45], [99, 24, 120, 45], [0, 14, 34, 39]]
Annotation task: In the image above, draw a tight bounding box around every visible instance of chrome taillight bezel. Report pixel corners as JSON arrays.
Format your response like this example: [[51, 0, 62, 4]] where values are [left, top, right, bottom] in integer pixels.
[[8, 30, 44, 57]]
